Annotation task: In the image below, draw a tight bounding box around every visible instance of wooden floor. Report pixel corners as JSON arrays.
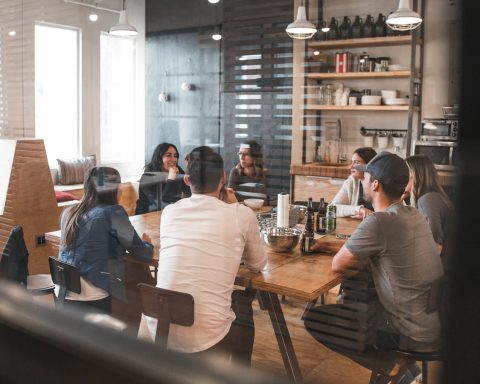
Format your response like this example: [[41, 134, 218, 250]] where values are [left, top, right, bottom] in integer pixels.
[[250, 289, 444, 384], [34, 289, 443, 383]]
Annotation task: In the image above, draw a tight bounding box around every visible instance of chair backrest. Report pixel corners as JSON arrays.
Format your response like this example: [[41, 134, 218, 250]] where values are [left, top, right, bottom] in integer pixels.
[[138, 283, 194, 348], [0, 225, 29, 285], [49, 256, 81, 305]]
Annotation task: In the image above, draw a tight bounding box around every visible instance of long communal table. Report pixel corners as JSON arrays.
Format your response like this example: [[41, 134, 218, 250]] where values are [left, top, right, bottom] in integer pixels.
[[46, 209, 358, 383]]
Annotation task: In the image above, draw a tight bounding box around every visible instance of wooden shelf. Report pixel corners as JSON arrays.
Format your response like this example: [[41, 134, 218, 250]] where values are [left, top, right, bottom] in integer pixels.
[[306, 70, 411, 80], [306, 104, 419, 112], [308, 35, 419, 50]]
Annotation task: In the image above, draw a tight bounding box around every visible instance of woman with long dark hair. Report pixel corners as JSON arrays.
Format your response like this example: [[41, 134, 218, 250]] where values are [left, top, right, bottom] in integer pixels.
[[135, 142, 191, 214], [404, 155, 454, 272], [59, 166, 153, 314], [227, 140, 267, 202], [331, 147, 377, 218]]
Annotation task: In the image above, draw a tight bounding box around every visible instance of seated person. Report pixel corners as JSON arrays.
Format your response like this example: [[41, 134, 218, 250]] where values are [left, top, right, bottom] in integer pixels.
[[59, 166, 154, 315], [139, 146, 267, 365], [404, 155, 454, 274], [331, 147, 377, 219], [227, 140, 268, 202], [135, 143, 191, 214], [306, 152, 444, 384]]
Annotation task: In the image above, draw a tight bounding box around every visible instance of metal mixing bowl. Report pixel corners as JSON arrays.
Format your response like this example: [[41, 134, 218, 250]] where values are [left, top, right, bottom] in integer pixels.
[[262, 227, 302, 253]]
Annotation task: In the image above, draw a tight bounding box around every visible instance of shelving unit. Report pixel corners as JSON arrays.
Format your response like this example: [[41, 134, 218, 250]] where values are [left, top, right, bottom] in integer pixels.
[[306, 105, 419, 111], [306, 70, 412, 80], [302, 33, 423, 161], [308, 35, 420, 49]]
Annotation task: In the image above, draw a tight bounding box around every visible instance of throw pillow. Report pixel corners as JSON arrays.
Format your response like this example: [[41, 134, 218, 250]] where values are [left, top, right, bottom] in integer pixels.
[[56, 155, 96, 185], [55, 190, 80, 203]]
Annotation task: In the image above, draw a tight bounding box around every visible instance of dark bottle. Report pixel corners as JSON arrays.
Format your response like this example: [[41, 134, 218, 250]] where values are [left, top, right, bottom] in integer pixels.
[[362, 14, 374, 38], [316, 198, 327, 234], [386, 12, 397, 36], [338, 16, 352, 40], [351, 15, 363, 39], [373, 13, 387, 37], [326, 17, 339, 40], [301, 197, 315, 255]]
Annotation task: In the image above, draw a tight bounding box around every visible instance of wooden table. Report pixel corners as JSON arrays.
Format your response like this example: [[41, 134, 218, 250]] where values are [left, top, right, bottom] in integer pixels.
[[46, 210, 358, 383]]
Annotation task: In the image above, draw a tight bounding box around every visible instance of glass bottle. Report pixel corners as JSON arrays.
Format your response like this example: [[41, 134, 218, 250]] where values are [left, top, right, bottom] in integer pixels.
[[326, 17, 339, 40], [351, 15, 363, 39], [325, 204, 337, 234], [316, 198, 327, 234], [362, 14, 374, 38], [374, 13, 387, 37], [301, 198, 315, 255], [339, 16, 352, 40]]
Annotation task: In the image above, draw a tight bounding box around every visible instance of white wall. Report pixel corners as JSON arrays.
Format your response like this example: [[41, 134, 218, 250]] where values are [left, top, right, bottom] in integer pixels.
[[0, 0, 146, 177]]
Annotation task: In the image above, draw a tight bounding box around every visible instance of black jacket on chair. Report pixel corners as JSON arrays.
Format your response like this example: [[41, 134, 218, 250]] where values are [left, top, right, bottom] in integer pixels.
[[0, 225, 29, 285]]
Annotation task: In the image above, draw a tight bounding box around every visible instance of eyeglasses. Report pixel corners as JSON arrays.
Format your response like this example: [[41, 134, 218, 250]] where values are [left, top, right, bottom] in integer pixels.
[[237, 152, 251, 157]]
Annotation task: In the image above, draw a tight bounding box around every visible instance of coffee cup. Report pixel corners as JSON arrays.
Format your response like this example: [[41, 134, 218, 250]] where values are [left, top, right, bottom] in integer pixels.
[[349, 96, 357, 105]]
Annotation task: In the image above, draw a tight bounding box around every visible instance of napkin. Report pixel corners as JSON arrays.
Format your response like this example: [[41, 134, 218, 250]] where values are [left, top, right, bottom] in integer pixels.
[[276, 193, 290, 228]]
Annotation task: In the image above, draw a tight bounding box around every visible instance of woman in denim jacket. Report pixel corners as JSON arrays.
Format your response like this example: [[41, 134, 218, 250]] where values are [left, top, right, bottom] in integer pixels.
[[59, 166, 153, 314]]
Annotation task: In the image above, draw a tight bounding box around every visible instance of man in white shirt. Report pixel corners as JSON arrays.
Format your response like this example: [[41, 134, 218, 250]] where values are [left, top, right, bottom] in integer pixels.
[[140, 146, 267, 365]]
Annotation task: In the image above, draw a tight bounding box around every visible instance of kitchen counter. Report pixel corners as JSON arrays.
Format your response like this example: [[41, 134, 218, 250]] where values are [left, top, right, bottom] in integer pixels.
[[290, 163, 351, 178], [290, 163, 457, 202]]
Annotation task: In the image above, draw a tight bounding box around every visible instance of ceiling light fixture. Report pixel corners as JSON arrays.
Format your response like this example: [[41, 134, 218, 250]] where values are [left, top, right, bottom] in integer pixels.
[[212, 32, 222, 41], [89, 13, 98, 22], [320, 20, 330, 33], [286, 2, 317, 40], [208, 0, 220, 3], [386, 0, 423, 31], [109, 0, 137, 36], [8, 30, 16, 37]]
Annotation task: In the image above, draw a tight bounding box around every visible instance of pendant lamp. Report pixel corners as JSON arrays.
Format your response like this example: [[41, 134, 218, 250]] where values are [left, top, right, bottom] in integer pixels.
[[286, 3, 317, 40], [386, 0, 423, 31], [109, 0, 138, 36]]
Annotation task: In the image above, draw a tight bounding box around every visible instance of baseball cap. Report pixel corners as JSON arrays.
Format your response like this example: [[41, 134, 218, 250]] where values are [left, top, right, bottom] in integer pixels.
[[355, 151, 409, 188]]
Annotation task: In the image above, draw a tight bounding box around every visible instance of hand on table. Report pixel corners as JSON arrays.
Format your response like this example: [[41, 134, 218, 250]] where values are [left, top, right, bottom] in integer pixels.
[[351, 207, 373, 220], [221, 187, 238, 204], [310, 238, 341, 254], [141, 233, 152, 244]]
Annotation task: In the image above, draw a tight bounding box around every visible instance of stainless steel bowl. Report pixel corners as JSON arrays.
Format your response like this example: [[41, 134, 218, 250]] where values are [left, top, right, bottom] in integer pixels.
[[262, 227, 302, 253]]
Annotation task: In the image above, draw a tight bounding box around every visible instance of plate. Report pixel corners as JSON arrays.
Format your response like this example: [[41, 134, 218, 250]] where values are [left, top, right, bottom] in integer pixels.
[[383, 98, 409, 105], [388, 64, 409, 71]]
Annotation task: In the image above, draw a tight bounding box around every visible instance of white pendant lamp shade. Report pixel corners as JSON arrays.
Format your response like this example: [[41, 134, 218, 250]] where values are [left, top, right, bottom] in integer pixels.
[[386, 0, 423, 31], [109, 9, 138, 36], [286, 5, 317, 40]]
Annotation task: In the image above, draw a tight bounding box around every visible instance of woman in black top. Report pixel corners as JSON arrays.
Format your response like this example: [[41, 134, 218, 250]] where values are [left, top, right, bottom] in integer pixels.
[[227, 140, 267, 202], [135, 143, 191, 214]]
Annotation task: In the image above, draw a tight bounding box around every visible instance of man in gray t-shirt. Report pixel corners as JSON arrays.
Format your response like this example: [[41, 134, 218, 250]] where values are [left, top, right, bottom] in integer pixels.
[[306, 152, 444, 382]]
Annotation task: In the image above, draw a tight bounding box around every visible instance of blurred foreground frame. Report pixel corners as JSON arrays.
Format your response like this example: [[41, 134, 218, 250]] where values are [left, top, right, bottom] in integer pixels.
[[0, 281, 285, 384]]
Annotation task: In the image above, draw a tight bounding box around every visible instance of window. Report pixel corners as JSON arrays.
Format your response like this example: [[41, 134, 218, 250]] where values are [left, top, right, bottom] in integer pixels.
[[35, 23, 80, 166], [100, 32, 136, 163]]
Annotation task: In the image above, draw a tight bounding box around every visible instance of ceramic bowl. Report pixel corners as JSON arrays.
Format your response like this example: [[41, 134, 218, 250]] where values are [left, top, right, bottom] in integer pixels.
[[381, 90, 398, 99], [244, 198, 264, 210], [361, 95, 382, 105], [262, 227, 301, 253]]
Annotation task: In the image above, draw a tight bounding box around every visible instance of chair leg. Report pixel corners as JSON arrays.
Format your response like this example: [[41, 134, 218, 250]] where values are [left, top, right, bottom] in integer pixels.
[[422, 361, 428, 384]]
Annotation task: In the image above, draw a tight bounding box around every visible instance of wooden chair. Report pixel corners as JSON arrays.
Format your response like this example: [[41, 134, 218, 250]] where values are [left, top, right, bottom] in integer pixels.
[[0, 225, 55, 296], [369, 277, 445, 384], [48, 256, 81, 306], [137, 283, 194, 348]]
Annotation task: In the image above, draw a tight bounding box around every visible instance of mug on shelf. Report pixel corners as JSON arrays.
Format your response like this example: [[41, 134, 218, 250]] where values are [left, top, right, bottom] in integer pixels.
[[377, 134, 389, 148], [363, 135, 374, 147]]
